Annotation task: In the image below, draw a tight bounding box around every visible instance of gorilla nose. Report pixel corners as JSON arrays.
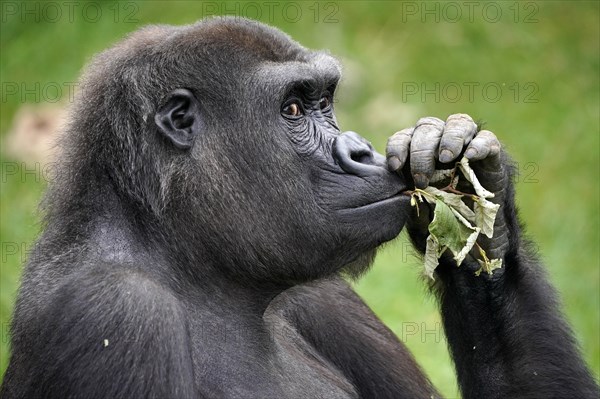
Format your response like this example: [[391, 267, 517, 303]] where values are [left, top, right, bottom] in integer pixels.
[[333, 131, 387, 177]]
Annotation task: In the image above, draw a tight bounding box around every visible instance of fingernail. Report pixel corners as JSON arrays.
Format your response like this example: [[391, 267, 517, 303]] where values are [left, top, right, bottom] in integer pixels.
[[439, 149, 454, 163], [413, 173, 428, 189], [464, 147, 478, 159], [387, 156, 401, 171]]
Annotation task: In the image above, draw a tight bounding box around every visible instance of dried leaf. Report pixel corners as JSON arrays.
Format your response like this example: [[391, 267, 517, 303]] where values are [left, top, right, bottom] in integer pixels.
[[476, 258, 503, 276], [423, 186, 475, 223], [424, 235, 441, 279], [428, 201, 480, 268], [458, 157, 494, 199], [411, 157, 502, 279], [474, 198, 500, 238]]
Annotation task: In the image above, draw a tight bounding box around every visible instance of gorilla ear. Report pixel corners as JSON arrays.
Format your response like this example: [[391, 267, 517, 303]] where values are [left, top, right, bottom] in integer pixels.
[[154, 89, 201, 150]]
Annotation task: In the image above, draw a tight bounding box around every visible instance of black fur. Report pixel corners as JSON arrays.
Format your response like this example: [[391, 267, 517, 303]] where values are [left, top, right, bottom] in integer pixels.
[[1, 17, 597, 399]]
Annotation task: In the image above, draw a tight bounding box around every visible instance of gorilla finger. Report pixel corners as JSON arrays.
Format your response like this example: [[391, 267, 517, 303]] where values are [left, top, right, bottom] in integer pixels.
[[386, 127, 414, 172], [410, 117, 445, 188], [438, 114, 478, 163], [464, 130, 501, 162]]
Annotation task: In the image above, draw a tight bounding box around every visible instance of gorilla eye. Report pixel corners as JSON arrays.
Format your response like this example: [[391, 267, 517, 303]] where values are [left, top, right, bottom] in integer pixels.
[[282, 101, 303, 118], [319, 96, 332, 111]]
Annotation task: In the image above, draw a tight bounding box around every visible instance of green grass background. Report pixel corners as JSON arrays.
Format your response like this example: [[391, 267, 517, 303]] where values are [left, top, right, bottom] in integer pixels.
[[1, 1, 598, 396]]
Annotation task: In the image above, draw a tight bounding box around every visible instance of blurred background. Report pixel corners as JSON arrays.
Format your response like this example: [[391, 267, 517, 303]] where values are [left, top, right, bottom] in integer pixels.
[[1, 1, 598, 396]]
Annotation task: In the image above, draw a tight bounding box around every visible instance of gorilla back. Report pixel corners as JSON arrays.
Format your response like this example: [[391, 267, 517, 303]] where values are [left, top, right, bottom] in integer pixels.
[[2, 17, 597, 399]]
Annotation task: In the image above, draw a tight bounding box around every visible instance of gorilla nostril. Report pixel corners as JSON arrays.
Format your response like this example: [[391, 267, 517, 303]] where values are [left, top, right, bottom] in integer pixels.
[[350, 151, 374, 165]]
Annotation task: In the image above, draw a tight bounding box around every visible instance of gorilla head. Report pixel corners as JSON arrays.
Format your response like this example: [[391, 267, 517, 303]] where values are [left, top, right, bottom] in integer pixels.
[[49, 17, 408, 287]]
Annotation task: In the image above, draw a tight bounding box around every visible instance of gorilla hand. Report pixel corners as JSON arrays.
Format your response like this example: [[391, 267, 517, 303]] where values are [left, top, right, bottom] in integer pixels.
[[386, 114, 511, 264]]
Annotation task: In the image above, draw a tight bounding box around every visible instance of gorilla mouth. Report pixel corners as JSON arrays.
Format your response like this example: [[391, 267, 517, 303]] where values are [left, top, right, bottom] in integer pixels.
[[336, 188, 408, 244], [357, 191, 408, 210], [341, 185, 408, 212]]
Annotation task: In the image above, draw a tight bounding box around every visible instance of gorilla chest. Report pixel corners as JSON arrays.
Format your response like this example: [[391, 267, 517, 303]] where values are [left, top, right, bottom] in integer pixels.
[[188, 316, 358, 398]]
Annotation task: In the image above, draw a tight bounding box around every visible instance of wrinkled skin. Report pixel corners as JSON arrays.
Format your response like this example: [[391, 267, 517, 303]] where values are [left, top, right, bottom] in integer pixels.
[[1, 17, 597, 399]]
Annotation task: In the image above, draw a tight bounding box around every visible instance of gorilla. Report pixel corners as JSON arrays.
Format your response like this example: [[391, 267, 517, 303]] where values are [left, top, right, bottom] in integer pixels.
[[1, 17, 597, 399]]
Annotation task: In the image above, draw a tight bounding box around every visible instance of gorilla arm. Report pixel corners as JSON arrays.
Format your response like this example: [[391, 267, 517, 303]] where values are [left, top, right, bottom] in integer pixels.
[[270, 276, 441, 399], [1, 266, 197, 399], [387, 114, 599, 399]]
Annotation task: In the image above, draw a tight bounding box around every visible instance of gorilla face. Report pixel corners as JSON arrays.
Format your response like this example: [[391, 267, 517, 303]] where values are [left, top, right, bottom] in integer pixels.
[[246, 52, 410, 280], [77, 18, 409, 285]]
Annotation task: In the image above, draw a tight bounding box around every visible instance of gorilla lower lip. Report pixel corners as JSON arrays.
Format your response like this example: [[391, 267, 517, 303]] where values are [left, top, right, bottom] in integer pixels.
[[359, 192, 408, 210]]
